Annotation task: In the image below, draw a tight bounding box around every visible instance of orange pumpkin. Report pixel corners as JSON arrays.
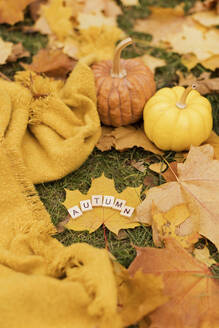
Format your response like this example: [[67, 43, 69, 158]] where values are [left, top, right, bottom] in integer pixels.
[[92, 38, 156, 127]]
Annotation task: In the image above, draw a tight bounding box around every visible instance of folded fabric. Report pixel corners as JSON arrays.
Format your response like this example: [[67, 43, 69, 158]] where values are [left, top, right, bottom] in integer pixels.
[[0, 61, 101, 184], [0, 62, 123, 327]]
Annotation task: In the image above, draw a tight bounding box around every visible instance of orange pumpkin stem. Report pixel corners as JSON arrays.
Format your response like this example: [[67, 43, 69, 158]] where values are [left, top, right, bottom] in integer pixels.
[[176, 83, 197, 109], [111, 37, 132, 78]]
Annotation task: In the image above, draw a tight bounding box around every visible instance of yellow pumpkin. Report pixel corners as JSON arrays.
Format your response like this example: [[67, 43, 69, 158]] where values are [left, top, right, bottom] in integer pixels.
[[143, 85, 213, 151]]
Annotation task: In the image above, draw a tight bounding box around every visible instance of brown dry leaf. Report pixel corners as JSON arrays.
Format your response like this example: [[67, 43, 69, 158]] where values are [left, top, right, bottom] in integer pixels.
[[136, 144, 219, 250], [63, 175, 141, 235], [149, 162, 167, 174], [29, 0, 47, 21], [162, 161, 178, 182], [7, 43, 30, 62], [0, 38, 13, 65], [151, 203, 200, 249], [0, 0, 35, 25], [141, 54, 166, 73], [177, 71, 219, 95], [114, 262, 167, 327], [143, 175, 157, 188], [96, 125, 163, 155], [22, 49, 77, 78], [129, 238, 219, 328]]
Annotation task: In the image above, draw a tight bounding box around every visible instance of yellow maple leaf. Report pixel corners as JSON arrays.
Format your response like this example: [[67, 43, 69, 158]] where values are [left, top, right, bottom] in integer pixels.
[[42, 0, 72, 40], [63, 175, 141, 234], [77, 12, 116, 30], [151, 203, 199, 248]]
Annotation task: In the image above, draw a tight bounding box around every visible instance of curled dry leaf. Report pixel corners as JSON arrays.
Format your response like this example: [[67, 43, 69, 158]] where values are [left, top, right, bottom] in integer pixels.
[[22, 49, 77, 79], [177, 71, 219, 95], [129, 238, 219, 328], [136, 145, 219, 250], [131, 160, 147, 173], [96, 125, 163, 155]]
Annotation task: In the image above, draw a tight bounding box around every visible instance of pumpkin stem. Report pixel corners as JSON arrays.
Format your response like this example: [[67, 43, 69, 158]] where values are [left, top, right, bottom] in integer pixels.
[[111, 38, 132, 78], [176, 83, 197, 109]]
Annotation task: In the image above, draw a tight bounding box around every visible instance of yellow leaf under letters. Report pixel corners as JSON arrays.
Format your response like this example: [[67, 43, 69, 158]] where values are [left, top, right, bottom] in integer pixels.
[[63, 175, 141, 234]]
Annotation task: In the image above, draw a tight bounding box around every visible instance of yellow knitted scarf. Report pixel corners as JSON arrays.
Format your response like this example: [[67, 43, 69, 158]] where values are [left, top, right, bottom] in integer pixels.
[[0, 62, 123, 327]]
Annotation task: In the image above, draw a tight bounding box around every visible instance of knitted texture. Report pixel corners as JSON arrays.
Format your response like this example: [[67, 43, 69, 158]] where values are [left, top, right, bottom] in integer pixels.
[[0, 63, 122, 327], [0, 61, 101, 184]]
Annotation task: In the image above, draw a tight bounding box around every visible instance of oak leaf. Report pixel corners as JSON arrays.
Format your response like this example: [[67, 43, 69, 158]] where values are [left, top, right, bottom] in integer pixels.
[[0, 0, 35, 25], [22, 49, 77, 79], [136, 145, 219, 250], [63, 175, 141, 234], [96, 125, 163, 155], [129, 238, 219, 328]]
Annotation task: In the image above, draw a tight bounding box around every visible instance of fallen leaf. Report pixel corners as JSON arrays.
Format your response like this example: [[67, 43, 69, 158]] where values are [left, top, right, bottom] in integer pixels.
[[77, 12, 116, 30], [141, 54, 166, 73], [135, 7, 219, 61], [193, 246, 217, 266], [143, 175, 157, 188], [0, 38, 13, 64], [22, 49, 77, 78], [193, 10, 219, 27], [129, 238, 219, 328], [121, 0, 139, 5], [151, 203, 200, 248], [29, 0, 46, 21], [136, 144, 219, 250], [96, 125, 163, 155], [114, 263, 167, 326], [205, 131, 219, 159], [131, 160, 147, 173], [7, 43, 30, 62], [135, 6, 186, 46], [42, 0, 73, 40], [165, 24, 219, 61], [31, 15, 52, 35], [0, 0, 35, 25], [162, 161, 178, 182], [63, 175, 141, 234], [149, 162, 167, 174], [177, 71, 219, 95]]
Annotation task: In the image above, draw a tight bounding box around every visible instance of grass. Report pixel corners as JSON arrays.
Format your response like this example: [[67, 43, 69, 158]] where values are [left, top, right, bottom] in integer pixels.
[[1, 2, 219, 326]]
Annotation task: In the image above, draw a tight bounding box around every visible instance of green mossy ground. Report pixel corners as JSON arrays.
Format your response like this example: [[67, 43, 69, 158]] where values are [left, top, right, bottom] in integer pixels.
[[1, 2, 219, 326]]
